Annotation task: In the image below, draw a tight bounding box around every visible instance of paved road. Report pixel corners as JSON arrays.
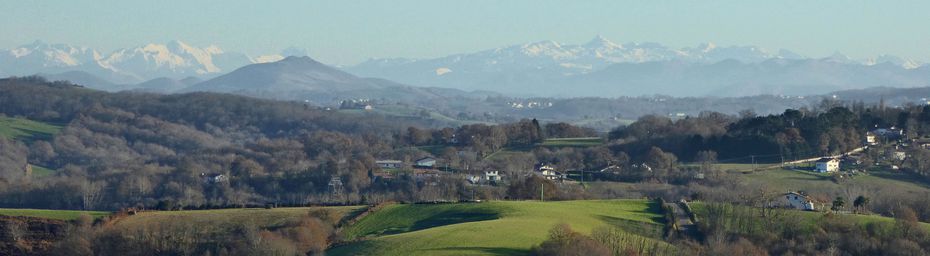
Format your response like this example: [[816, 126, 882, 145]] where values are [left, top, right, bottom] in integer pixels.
[[665, 203, 696, 235], [785, 146, 865, 164]]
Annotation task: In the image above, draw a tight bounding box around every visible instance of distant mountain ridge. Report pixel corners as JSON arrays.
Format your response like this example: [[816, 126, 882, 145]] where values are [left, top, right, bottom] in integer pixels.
[[183, 56, 492, 105], [346, 36, 928, 97], [5, 37, 930, 98], [0, 40, 281, 84]]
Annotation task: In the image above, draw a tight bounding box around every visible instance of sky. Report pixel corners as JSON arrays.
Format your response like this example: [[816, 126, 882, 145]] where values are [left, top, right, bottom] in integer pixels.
[[2, 0, 929, 65]]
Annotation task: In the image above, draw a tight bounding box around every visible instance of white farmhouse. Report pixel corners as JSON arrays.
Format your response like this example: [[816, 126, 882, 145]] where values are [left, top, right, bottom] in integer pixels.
[[376, 160, 404, 169], [782, 192, 815, 211], [815, 158, 839, 173], [534, 163, 562, 180], [483, 170, 501, 181]]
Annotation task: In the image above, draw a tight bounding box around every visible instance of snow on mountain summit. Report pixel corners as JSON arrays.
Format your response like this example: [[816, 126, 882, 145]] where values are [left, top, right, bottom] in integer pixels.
[[0, 40, 260, 83]]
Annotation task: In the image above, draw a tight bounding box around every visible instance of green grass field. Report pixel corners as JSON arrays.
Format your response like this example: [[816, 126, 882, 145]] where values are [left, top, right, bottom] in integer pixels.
[[30, 164, 57, 178], [540, 137, 604, 147], [339, 105, 492, 127], [0, 208, 110, 220], [0, 116, 63, 143], [738, 168, 930, 194], [330, 200, 667, 256], [689, 202, 930, 231]]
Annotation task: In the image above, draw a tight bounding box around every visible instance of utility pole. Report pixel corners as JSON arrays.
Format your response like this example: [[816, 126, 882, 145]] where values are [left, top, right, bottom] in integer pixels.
[[751, 155, 756, 171], [540, 183, 544, 202]]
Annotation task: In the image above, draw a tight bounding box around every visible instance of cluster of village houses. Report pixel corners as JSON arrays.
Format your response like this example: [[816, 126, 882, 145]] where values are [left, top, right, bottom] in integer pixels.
[[373, 156, 587, 185], [783, 126, 925, 211], [813, 127, 909, 174], [195, 126, 922, 212]]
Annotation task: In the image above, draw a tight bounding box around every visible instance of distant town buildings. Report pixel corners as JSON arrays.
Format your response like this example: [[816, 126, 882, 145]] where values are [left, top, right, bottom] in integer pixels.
[[339, 99, 374, 110], [507, 101, 553, 109]]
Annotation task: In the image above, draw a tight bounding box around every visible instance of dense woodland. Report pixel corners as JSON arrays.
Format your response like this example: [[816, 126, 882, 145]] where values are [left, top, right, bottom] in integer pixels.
[[0, 77, 600, 210]]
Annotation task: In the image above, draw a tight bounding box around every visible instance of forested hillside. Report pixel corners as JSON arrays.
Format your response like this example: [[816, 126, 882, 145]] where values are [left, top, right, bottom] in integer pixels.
[[0, 77, 601, 210], [0, 76, 426, 210]]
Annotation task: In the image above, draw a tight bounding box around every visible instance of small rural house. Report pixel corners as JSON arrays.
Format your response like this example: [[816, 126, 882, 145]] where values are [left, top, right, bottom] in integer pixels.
[[815, 158, 839, 173], [864, 132, 877, 145], [376, 160, 404, 169], [535, 163, 562, 180], [535, 163, 557, 172], [413, 169, 440, 181], [540, 169, 563, 180], [782, 192, 815, 211], [632, 163, 653, 172], [201, 173, 229, 184], [466, 175, 481, 184], [483, 170, 501, 181], [872, 127, 903, 139], [414, 157, 437, 168]]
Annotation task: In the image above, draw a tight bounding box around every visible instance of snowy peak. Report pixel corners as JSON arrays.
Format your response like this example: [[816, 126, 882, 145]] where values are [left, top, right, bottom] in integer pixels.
[[250, 47, 310, 64], [585, 35, 620, 48], [0, 40, 259, 84], [823, 52, 856, 64], [865, 55, 923, 69], [5, 41, 99, 67], [252, 55, 285, 63], [344, 36, 930, 97], [518, 40, 572, 59], [102, 40, 237, 75]]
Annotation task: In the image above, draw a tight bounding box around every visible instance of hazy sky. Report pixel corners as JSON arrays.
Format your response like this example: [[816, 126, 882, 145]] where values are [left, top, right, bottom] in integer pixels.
[[2, 0, 929, 65]]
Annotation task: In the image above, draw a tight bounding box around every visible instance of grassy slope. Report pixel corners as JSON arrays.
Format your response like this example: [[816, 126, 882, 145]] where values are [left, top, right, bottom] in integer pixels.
[[330, 200, 666, 256], [540, 137, 604, 147], [484, 137, 602, 161], [0, 116, 62, 142], [338, 105, 491, 127], [0, 208, 110, 220], [690, 202, 930, 230], [30, 165, 57, 178], [739, 168, 930, 194], [0, 117, 64, 176]]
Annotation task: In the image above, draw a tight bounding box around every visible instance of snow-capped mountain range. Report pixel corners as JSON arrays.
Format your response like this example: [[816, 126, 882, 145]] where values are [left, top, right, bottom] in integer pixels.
[[345, 36, 927, 96], [0, 40, 288, 84], [2, 37, 928, 98], [351, 36, 924, 73]]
